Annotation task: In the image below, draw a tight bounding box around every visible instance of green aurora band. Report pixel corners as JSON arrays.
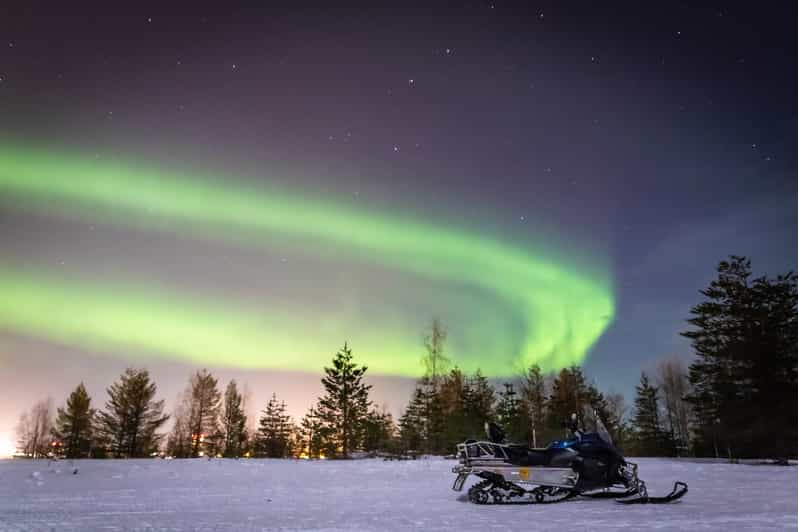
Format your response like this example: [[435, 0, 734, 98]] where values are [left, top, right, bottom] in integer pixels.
[[0, 143, 614, 376]]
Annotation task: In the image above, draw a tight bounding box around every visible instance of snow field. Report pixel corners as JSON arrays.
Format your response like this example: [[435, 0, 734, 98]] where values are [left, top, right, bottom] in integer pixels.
[[0, 457, 796, 531]]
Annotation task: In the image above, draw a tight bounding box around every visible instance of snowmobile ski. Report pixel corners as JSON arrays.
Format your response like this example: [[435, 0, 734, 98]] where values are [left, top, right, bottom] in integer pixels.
[[615, 481, 688, 504]]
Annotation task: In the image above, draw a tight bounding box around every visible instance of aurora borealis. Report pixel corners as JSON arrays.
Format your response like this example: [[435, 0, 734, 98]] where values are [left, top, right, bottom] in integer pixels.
[[2, 4, 796, 453], [0, 143, 613, 375]]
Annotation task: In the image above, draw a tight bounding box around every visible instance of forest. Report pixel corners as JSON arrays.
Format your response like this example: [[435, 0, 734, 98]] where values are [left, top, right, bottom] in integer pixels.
[[14, 256, 798, 462]]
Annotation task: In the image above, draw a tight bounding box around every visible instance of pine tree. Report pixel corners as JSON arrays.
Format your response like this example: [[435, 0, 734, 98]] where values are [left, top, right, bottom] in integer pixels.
[[682, 256, 798, 460], [54, 383, 95, 458], [316, 343, 372, 458], [221, 380, 247, 458], [632, 372, 665, 456], [187, 369, 221, 457], [257, 393, 293, 458], [99, 368, 169, 458]]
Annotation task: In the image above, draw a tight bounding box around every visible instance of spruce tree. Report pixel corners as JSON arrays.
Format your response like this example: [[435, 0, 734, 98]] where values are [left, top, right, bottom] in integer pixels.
[[363, 408, 395, 453], [221, 380, 247, 458], [54, 383, 95, 458], [257, 393, 293, 457], [463, 370, 495, 438], [632, 372, 665, 456], [682, 256, 798, 459], [398, 386, 426, 453], [299, 405, 324, 459], [497, 383, 524, 443], [99, 368, 169, 457], [317, 343, 372, 458], [437, 367, 470, 451], [546, 366, 589, 434]]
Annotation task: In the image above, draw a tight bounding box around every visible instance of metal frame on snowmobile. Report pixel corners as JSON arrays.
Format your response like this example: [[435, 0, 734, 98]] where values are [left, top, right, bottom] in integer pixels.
[[451, 418, 688, 505]]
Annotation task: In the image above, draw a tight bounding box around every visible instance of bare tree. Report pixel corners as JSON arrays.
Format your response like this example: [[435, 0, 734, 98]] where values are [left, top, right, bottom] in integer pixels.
[[422, 318, 449, 388], [656, 357, 692, 455], [15, 398, 54, 458], [519, 364, 547, 447]]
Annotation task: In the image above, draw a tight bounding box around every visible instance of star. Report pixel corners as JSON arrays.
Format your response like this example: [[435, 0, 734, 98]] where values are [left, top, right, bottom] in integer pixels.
[[393, 145, 400, 152], [408, 78, 414, 85], [8, 41, 14, 48], [232, 63, 237, 70], [445, 48, 452, 55], [519, 215, 526, 222], [147, 17, 152, 23]]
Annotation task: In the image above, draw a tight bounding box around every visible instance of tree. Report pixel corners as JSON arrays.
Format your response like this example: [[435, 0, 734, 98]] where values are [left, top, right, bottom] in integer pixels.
[[257, 393, 293, 458], [519, 364, 549, 447], [546, 366, 590, 434], [656, 357, 691, 455], [497, 383, 524, 442], [299, 405, 324, 459], [422, 318, 450, 388], [54, 383, 95, 458], [166, 397, 192, 458], [221, 380, 247, 458], [631, 372, 666, 456], [99, 368, 169, 458], [15, 398, 54, 458], [186, 369, 221, 457], [463, 370, 495, 439], [363, 407, 396, 453], [316, 343, 372, 458], [398, 386, 426, 453], [682, 256, 798, 460]]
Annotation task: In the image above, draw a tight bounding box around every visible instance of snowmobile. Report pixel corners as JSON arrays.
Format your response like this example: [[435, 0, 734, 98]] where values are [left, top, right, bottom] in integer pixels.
[[452, 414, 687, 505]]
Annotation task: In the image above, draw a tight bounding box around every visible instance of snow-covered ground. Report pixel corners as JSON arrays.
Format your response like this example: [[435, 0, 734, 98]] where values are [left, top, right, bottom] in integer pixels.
[[0, 457, 796, 531]]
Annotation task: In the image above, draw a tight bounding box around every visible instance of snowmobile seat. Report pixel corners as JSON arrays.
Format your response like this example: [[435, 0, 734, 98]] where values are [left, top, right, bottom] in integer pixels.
[[506, 445, 553, 466]]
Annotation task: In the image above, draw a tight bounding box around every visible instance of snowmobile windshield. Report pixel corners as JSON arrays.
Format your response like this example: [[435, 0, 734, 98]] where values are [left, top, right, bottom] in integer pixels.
[[595, 416, 613, 446]]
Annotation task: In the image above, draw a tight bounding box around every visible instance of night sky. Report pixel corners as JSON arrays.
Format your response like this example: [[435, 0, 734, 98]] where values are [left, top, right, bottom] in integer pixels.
[[1, 4, 797, 452]]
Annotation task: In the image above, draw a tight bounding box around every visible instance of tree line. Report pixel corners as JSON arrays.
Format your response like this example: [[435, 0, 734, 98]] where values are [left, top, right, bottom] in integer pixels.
[[15, 256, 797, 461]]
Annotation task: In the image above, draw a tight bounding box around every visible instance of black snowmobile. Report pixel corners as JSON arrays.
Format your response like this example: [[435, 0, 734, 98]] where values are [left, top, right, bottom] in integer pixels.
[[452, 414, 687, 505]]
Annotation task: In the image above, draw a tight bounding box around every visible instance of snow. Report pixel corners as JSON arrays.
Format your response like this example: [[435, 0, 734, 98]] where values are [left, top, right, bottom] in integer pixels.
[[0, 457, 796, 531]]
